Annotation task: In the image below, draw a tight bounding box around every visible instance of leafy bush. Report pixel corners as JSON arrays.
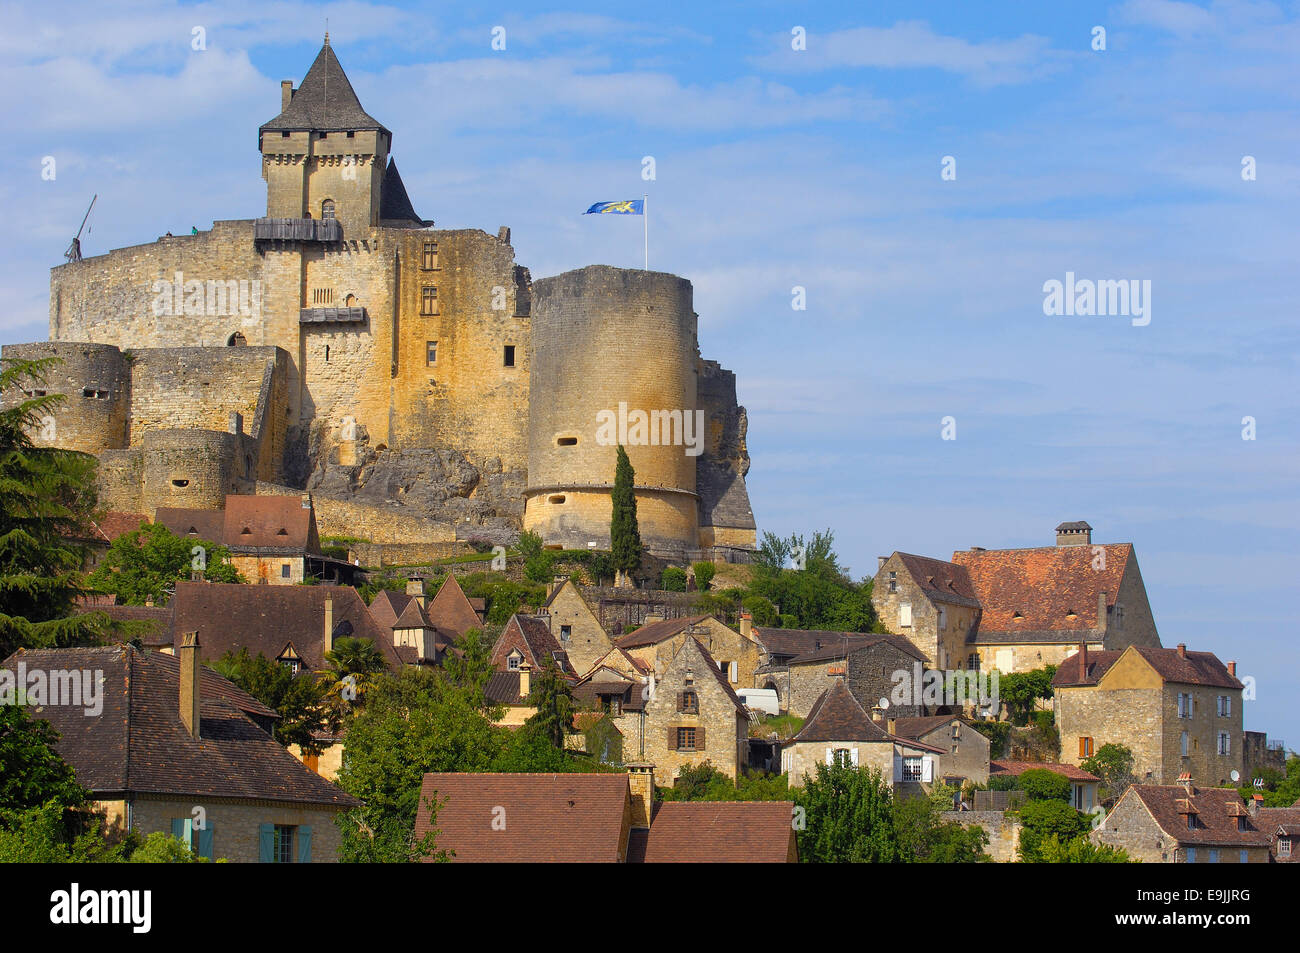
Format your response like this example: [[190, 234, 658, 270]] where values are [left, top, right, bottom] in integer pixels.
[[660, 567, 687, 592], [691, 561, 716, 591]]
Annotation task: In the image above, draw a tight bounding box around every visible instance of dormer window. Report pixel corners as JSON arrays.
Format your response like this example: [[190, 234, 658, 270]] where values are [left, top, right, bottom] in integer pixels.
[[1012, 611, 1024, 621], [506, 651, 522, 672], [277, 528, 288, 536], [241, 527, 252, 536]]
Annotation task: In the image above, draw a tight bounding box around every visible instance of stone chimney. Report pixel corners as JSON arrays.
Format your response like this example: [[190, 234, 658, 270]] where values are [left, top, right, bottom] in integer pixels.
[[738, 612, 752, 638], [1097, 591, 1108, 636], [871, 705, 885, 724], [887, 717, 897, 734], [518, 661, 532, 699], [1178, 771, 1193, 796], [1056, 521, 1093, 546], [324, 598, 334, 656], [1177, 643, 1187, 659], [301, 493, 312, 510], [1227, 661, 1237, 677], [179, 631, 201, 739], [877, 556, 888, 573], [1078, 640, 1089, 681], [1250, 793, 1263, 817], [406, 577, 426, 608], [626, 762, 656, 829], [281, 80, 294, 111]]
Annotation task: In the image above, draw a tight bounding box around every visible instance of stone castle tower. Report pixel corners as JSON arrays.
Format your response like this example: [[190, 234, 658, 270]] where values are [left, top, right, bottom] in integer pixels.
[[4, 38, 756, 561]]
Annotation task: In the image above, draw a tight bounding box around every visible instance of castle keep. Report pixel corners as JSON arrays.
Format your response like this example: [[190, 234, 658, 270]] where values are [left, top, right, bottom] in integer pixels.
[[6, 37, 756, 560]]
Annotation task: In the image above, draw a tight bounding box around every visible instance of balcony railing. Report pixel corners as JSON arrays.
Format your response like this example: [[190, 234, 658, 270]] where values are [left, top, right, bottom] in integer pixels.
[[254, 217, 342, 243]]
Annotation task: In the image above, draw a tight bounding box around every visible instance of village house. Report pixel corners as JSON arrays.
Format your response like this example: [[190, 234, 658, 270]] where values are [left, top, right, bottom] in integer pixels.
[[1091, 781, 1277, 863], [782, 680, 945, 793], [540, 577, 614, 676], [490, 613, 576, 677], [751, 624, 930, 719], [413, 769, 796, 862], [1053, 642, 1244, 785], [484, 662, 537, 728], [634, 636, 750, 787], [2, 641, 358, 861], [890, 715, 991, 787], [950, 521, 1161, 674], [1263, 804, 1300, 863], [69, 511, 150, 571], [368, 574, 486, 666], [616, 614, 760, 689], [872, 552, 981, 672], [989, 760, 1101, 813]]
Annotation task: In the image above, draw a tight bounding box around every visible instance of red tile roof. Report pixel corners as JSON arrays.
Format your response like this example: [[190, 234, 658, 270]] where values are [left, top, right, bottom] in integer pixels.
[[893, 552, 981, 608], [990, 760, 1099, 782], [1125, 785, 1273, 848], [415, 773, 631, 862], [156, 495, 320, 553], [615, 615, 711, 649], [952, 543, 1132, 634], [1052, 645, 1242, 689], [491, 614, 573, 676], [793, 680, 942, 752], [629, 801, 797, 863]]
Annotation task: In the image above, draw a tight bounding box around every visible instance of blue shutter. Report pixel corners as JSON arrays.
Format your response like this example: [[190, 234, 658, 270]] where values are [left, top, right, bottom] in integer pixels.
[[258, 823, 275, 863], [297, 825, 313, 864], [198, 824, 214, 860], [171, 818, 186, 841]]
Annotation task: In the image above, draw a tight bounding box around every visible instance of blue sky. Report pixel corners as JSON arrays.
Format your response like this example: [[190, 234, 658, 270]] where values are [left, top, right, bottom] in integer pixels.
[[2, 1, 1297, 743]]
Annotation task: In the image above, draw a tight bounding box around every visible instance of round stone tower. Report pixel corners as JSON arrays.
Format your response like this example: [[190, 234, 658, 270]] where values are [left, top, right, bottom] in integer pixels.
[[523, 265, 700, 556], [1, 342, 130, 454]]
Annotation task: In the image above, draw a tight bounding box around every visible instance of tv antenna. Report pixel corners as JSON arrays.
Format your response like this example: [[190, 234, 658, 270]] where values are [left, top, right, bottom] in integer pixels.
[[65, 194, 97, 263]]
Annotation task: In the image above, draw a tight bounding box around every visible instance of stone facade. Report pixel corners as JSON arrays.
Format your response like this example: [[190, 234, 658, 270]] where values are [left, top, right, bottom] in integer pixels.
[[7, 39, 755, 557], [620, 616, 760, 690], [541, 579, 612, 677], [782, 738, 896, 788], [96, 794, 346, 863], [639, 637, 748, 787], [873, 552, 980, 672], [942, 810, 1020, 863], [893, 718, 991, 786]]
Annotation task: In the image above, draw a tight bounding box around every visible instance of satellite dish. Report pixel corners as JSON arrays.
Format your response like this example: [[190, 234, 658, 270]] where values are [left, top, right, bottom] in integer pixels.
[[1230, 769, 1241, 782], [877, 697, 890, 709]]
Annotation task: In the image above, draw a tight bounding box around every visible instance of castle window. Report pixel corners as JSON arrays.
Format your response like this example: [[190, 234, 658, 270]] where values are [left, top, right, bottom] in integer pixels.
[[346, 131, 355, 138], [1218, 732, 1231, 755], [548, 495, 566, 504], [422, 242, 438, 270], [321, 199, 335, 220], [227, 332, 247, 346], [503, 345, 516, 367], [679, 691, 699, 714], [556, 436, 578, 446], [421, 286, 438, 315], [324, 345, 330, 363], [171, 479, 189, 488], [426, 341, 437, 365], [281, 131, 290, 138]]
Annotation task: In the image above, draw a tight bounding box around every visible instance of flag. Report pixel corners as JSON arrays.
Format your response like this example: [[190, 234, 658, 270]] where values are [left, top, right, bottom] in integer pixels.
[[585, 200, 644, 215]]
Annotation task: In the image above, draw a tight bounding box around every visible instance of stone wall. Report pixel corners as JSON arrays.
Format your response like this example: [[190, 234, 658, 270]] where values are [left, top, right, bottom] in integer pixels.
[[783, 740, 894, 788], [942, 810, 1021, 863]]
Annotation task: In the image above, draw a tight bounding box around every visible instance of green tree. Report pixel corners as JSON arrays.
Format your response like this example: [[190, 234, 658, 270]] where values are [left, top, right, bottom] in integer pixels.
[[691, 561, 716, 591], [0, 801, 131, 863], [0, 357, 114, 659], [1017, 799, 1089, 861], [795, 763, 901, 862], [609, 445, 641, 581], [87, 521, 242, 605], [893, 793, 989, 863], [1081, 743, 1137, 802], [525, 657, 576, 749], [660, 566, 687, 592], [997, 666, 1057, 725], [128, 831, 214, 863], [325, 636, 386, 680], [1034, 833, 1133, 863], [0, 704, 88, 815], [209, 648, 334, 753], [1018, 768, 1072, 803], [334, 667, 501, 862], [440, 627, 498, 707]]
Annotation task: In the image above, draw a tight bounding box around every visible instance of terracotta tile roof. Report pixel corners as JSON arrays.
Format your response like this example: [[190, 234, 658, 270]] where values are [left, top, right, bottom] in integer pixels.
[[893, 552, 981, 608], [156, 496, 320, 553], [1052, 646, 1242, 689], [77, 603, 173, 647], [615, 615, 710, 649], [785, 632, 928, 666], [366, 589, 408, 628], [890, 715, 960, 741], [152, 507, 227, 545], [793, 681, 890, 743], [1125, 785, 1273, 848], [990, 760, 1100, 782], [952, 543, 1132, 634], [491, 614, 574, 676], [629, 801, 796, 863], [89, 512, 150, 542], [415, 773, 630, 862], [166, 581, 403, 671], [425, 574, 484, 640], [393, 599, 428, 630], [1, 645, 355, 807]]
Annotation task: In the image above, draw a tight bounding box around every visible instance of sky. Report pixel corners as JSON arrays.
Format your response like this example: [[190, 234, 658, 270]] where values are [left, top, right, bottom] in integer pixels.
[[2, 0, 1297, 743]]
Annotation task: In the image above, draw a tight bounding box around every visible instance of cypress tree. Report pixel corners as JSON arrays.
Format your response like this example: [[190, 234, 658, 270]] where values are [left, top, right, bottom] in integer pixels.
[[609, 445, 641, 581]]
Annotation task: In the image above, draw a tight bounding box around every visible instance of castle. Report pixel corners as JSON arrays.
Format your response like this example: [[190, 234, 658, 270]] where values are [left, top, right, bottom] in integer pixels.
[[4, 37, 756, 561]]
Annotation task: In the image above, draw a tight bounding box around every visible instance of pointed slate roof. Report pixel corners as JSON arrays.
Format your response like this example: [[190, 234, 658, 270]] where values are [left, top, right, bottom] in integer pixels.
[[426, 574, 483, 640], [379, 158, 429, 226], [260, 37, 389, 135], [793, 680, 894, 744]]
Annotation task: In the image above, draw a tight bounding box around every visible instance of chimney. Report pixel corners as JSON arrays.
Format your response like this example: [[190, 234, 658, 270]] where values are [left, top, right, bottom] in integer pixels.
[[1078, 640, 1089, 681], [545, 579, 559, 599], [1250, 794, 1262, 817], [887, 717, 897, 734], [1097, 590, 1108, 635], [301, 493, 311, 510], [179, 631, 201, 739], [738, 612, 752, 638], [281, 80, 294, 111], [877, 556, 888, 573], [625, 762, 656, 830], [1056, 521, 1093, 546], [1177, 643, 1187, 659], [1177, 771, 1193, 796], [324, 598, 334, 655], [518, 661, 532, 699], [871, 706, 885, 724], [970, 546, 986, 552], [1227, 661, 1237, 677], [406, 577, 426, 608]]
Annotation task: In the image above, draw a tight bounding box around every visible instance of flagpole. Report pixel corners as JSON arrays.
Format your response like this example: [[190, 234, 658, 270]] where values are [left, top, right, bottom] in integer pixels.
[[643, 193, 649, 271]]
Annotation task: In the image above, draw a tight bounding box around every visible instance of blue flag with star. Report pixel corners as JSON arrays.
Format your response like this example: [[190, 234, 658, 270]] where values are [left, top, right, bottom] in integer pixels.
[[585, 200, 644, 215]]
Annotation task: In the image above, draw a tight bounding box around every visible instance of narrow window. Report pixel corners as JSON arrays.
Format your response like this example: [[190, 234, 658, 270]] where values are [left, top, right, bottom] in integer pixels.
[[426, 341, 437, 365], [676, 727, 696, 751], [274, 825, 296, 863], [557, 436, 578, 446], [281, 564, 291, 578], [503, 345, 516, 367], [321, 199, 335, 220], [898, 603, 912, 627], [560, 625, 572, 642], [421, 286, 438, 315], [680, 691, 699, 714], [888, 571, 897, 593], [548, 495, 566, 504], [324, 345, 330, 363], [422, 241, 438, 270]]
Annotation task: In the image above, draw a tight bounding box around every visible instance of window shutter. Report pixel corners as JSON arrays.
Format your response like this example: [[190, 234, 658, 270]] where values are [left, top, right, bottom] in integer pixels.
[[826, 748, 834, 766], [729, 661, 737, 683], [297, 825, 313, 864], [171, 818, 187, 844], [922, 757, 934, 782], [676, 692, 685, 713], [198, 824, 214, 860], [669, 727, 679, 750], [1079, 737, 1088, 758], [850, 748, 859, 767], [892, 754, 902, 782], [258, 823, 275, 863], [696, 726, 705, 749]]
